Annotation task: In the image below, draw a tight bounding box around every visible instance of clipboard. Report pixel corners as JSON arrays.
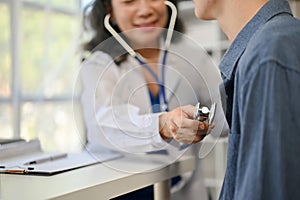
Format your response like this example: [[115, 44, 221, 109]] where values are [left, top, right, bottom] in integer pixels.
[[0, 139, 122, 175]]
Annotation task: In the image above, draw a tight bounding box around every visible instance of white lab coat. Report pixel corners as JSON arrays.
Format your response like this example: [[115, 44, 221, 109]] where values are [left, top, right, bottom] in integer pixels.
[[80, 39, 228, 200]]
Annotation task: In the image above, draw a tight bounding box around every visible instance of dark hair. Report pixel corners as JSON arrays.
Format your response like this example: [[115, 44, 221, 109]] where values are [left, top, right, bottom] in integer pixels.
[[81, 0, 184, 64]]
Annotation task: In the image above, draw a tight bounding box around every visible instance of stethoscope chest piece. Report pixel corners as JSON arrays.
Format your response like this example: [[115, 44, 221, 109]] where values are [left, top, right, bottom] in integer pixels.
[[194, 102, 216, 125]]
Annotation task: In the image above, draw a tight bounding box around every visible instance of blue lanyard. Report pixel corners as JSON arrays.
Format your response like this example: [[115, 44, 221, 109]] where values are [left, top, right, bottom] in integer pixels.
[[134, 50, 169, 112]]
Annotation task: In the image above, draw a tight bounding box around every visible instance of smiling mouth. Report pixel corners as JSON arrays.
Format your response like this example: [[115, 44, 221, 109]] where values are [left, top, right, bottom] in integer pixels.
[[137, 22, 157, 31]]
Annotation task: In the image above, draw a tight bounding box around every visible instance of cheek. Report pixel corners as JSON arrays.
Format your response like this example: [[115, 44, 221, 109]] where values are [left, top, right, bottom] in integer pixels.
[[111, 3, 132, 31], [159, 7, 168, 27], [113, 12, 131, 31], [151, 2, 168, 26]]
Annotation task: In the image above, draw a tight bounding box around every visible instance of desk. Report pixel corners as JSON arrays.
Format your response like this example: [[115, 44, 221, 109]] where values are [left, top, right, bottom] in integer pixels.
[[0, 154, 195, 200]]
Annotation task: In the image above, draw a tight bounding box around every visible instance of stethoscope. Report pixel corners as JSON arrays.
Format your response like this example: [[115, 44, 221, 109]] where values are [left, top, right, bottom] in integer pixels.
[[194, 102, 216, 126], [104, 1, 177, 112]]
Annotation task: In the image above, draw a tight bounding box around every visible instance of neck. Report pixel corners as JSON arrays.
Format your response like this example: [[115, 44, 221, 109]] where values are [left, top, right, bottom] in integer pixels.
[[137, 48, 161, 98], [217, 0, 268, 42], [137, 48, 160, 63], [130, 38, 160, 54]]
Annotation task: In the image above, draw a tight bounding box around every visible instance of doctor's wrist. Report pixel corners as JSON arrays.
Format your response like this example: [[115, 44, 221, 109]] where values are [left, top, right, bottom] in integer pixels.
[[159, 113, 173, 140]]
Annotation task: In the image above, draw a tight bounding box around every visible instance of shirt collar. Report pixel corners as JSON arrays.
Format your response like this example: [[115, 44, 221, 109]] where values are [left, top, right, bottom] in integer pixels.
[[219, 0, 292, 80]]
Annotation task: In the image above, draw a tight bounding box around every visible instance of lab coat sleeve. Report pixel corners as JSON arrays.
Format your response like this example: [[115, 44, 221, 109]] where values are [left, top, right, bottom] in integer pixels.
[[80, 51, 181, 153]]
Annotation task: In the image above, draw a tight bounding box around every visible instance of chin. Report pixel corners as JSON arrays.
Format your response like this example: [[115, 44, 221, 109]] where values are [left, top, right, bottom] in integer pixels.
[[195, 10, 214, 20]]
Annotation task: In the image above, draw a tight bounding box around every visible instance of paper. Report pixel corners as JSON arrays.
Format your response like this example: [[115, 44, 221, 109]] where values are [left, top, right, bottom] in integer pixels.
[[0, 140, 122, 175], [0, 139, 41, 160]]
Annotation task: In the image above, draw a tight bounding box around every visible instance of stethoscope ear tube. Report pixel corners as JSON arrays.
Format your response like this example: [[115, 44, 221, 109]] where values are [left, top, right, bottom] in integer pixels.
[[103, 1, 178, 112], [104, 1, 177, 53], [164, 1, 177, 50], [104, 14, 137, 57]]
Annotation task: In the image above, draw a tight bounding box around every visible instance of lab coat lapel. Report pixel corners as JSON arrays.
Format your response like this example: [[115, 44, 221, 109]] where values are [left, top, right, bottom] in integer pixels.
[[125, 65, 181, 113], [164, 61, 181, 103], [123, 55, 182, 114], [124, 58, 152, 114]]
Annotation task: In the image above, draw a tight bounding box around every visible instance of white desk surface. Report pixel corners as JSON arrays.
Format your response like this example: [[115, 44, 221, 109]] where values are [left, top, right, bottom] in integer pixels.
[[0, 154, 195, 200]]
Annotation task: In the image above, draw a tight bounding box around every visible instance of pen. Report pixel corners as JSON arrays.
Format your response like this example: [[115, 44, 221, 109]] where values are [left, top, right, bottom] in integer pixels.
[[23, 153, 67, 165], [3, 169, 26, 173]]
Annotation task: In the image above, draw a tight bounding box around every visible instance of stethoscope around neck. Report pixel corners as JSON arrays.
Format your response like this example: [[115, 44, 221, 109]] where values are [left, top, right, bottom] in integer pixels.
[[104, 1, 177, 112]]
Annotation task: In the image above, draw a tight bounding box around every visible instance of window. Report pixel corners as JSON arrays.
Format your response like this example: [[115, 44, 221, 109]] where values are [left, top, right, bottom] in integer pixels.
[[0, 0, 85, 152]]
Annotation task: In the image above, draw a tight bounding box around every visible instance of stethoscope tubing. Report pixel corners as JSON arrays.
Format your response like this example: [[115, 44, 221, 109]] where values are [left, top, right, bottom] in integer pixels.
[[104, 1, 178, 111]]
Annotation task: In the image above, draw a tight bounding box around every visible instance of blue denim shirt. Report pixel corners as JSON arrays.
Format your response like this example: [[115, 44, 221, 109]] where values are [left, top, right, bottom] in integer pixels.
[[219, 0, 300, 199]]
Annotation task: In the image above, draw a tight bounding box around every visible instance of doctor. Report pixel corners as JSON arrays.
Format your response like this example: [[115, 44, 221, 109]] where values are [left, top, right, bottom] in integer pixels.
[[80, 0, 227, 199]]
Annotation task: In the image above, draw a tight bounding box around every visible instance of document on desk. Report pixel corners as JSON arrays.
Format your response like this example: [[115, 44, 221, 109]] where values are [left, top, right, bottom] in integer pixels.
[[0, 140, 122, 175]]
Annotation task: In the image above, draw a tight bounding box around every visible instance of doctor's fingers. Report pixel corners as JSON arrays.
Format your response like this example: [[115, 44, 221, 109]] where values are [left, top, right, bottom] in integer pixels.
[[171, 122, 211, 144], [171, 127, 205, 144], [171, 118, 207, 135], [178, 105, 198, 118], [196, 121, 211, 135], [173, 115, 200, 130]]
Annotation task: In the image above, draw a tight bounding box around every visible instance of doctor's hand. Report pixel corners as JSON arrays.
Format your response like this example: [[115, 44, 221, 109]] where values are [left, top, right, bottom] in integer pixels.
[[159, 105, 211, 144]]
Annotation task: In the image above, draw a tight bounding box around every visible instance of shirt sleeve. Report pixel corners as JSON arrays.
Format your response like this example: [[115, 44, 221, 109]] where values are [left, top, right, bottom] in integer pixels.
[[235, 59, 300, 199]]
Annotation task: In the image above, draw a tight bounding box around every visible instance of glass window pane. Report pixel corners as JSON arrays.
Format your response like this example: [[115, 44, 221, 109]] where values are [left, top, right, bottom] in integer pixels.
[[20, 9, 81, 98], [51, 0, 79, 11], [46, 13, 81, 97], [0, 3, 11, 98], [0, 105, 14, 139], [20, 102, 84, 152], [24, 0, 47, 4], [20, 9, 46, 96]]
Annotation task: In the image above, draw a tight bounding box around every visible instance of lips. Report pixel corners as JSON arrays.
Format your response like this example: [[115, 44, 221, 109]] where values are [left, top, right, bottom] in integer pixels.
[[136, 21, 157, 31]]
